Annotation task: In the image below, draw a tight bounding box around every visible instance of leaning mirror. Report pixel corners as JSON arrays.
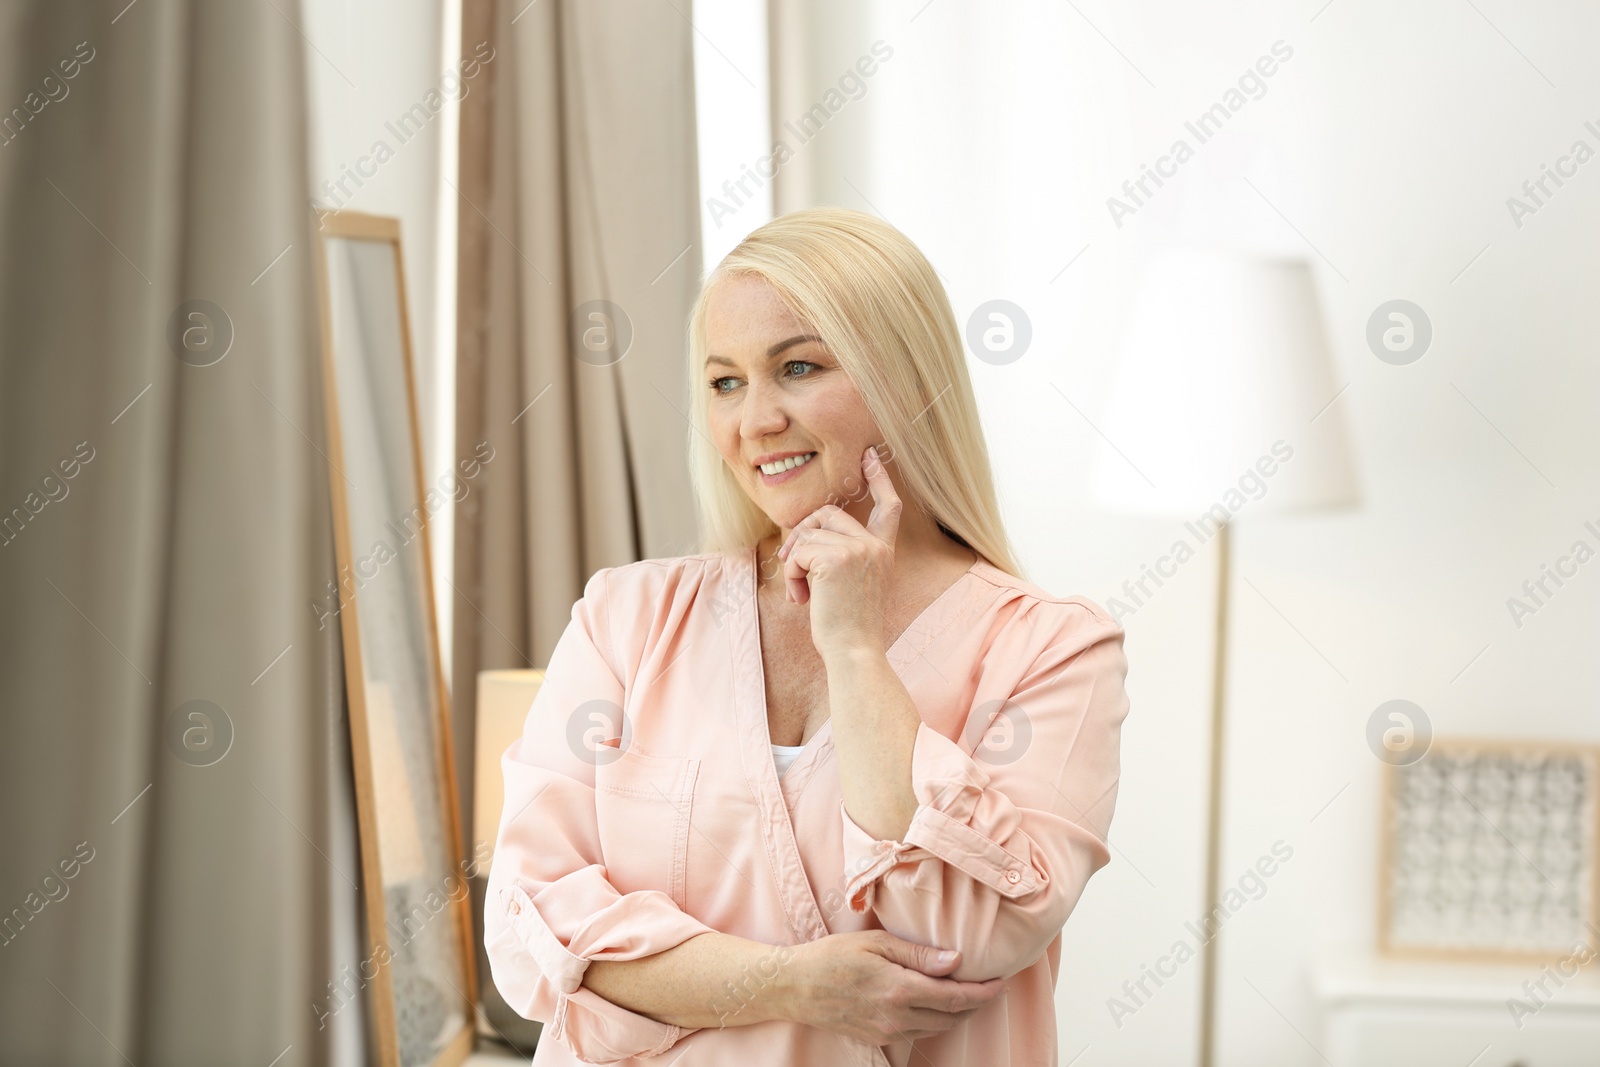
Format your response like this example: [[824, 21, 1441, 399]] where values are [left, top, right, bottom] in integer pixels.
[[312, 210, 476, 1067]]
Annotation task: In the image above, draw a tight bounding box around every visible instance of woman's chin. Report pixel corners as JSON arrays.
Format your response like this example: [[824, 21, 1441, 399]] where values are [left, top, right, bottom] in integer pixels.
[[751, 477, 848, 528], [759, 503, 817, 531]]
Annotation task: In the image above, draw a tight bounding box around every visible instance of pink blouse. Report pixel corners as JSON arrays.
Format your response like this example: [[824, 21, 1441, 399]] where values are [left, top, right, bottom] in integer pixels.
[[484, 546, 1131, 1065]]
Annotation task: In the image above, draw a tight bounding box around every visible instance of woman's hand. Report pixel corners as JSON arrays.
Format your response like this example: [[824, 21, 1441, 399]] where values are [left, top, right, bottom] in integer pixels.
[[777, 446, 901, 660], [775, 930, 1007, 1045]]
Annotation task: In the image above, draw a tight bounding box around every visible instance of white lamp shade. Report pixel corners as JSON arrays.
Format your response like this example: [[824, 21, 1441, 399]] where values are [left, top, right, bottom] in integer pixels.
[[1087, 245, 1360, 518], [474, 669, 545, 863]]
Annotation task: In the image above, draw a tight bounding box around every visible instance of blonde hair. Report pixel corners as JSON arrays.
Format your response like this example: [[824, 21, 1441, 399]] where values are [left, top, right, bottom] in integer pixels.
[[685, 206, 1024, 579]]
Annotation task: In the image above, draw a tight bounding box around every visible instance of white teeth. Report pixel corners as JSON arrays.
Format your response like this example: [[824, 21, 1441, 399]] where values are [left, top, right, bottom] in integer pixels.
[[759, 452, 816, 476]]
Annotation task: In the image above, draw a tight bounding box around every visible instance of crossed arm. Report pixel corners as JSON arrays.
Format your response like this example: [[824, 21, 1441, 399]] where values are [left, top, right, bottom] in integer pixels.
[[583, 928, 1002, 1045], [483, 571, 1128, 1060]]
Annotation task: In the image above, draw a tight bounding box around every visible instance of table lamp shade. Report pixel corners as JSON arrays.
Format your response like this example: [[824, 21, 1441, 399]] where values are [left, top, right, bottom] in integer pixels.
[[1087, 245, 1360, 518], [474, 669, 545, 861]]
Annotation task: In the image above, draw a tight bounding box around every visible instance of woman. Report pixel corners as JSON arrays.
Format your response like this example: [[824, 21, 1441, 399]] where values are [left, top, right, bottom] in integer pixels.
[[484, 207, 1131, 1066]]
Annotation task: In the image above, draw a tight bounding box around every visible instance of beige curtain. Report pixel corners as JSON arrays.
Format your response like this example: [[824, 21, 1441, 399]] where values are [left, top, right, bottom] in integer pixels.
[[0, 2, 364, 1064], [451, 0, 702, 845]]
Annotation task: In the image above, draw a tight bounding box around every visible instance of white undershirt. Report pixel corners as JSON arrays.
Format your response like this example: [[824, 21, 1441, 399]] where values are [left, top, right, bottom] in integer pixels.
[[771, 743, 806, 778]]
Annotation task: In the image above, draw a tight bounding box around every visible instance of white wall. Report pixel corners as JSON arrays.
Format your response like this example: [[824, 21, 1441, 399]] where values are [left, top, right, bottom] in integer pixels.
[[693, 0, 773, 269], [698, 1, 1600, 1063]]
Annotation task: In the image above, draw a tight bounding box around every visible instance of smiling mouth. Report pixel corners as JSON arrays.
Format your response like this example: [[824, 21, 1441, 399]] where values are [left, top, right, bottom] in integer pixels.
[[757, 452, 817, 476]]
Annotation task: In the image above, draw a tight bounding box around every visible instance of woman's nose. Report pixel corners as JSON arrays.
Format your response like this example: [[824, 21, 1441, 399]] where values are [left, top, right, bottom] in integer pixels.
[[739, 381, 788, 439]]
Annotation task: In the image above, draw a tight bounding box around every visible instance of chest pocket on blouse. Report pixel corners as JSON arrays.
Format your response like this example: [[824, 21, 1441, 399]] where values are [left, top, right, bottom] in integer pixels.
[[593, 747, 700, 909]]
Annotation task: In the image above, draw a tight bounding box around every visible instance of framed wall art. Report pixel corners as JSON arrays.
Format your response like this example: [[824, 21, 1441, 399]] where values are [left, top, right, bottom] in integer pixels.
[[1378, 735, 1600, 964]]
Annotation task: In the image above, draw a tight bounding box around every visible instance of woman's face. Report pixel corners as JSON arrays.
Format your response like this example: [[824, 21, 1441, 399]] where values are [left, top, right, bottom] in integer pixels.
[[704, 274, 886, 532]]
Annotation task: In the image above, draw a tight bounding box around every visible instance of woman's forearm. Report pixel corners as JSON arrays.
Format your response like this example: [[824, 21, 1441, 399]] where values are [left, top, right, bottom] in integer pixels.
[[826, 646, 921, 842], [582, 931, 797, 1030]]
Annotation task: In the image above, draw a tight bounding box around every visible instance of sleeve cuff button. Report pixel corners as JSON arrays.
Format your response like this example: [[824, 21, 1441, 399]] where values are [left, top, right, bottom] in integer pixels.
[[1005, 869, 1021, 884]]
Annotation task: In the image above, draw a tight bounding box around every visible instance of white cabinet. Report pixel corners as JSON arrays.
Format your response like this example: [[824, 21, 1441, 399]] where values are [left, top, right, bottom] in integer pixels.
[[1309, 952, 1600, 1067]]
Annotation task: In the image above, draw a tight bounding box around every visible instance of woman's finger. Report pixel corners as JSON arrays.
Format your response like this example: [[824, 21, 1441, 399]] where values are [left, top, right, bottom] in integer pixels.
[[776, 506, 828, 562], [903, 975, 1006, 1014], [781, 528, 852, 603], [861, 446, 902, 547], [778, 503, 862, 562]]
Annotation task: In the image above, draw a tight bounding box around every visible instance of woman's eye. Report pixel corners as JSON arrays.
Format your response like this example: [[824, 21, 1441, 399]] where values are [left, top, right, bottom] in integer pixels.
[[709, 362, 815, 394]]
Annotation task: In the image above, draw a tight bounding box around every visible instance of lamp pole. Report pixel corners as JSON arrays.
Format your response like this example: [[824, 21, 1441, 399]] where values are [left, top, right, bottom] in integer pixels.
[[1198, 518, 1231, 1067]]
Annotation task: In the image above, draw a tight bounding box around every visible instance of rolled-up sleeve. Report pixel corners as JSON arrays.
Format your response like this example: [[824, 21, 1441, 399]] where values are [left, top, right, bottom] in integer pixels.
[[838, 608, 1131, 981], [484, 568, 718, 1063]]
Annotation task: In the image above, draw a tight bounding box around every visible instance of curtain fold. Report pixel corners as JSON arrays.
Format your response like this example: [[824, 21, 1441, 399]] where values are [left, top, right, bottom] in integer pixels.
[[452, 0, 702, 1042], [452, 0, 702, 863], [0, 2, 364, 1064]]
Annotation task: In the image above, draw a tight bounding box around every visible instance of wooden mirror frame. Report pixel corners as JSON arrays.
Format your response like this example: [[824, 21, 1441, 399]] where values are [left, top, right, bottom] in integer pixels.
[[312, 209, 477, 1067]]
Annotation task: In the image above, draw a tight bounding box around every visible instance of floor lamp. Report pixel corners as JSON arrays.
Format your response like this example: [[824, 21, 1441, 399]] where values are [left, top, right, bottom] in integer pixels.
[[1087, 245, 1360, 1067]]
